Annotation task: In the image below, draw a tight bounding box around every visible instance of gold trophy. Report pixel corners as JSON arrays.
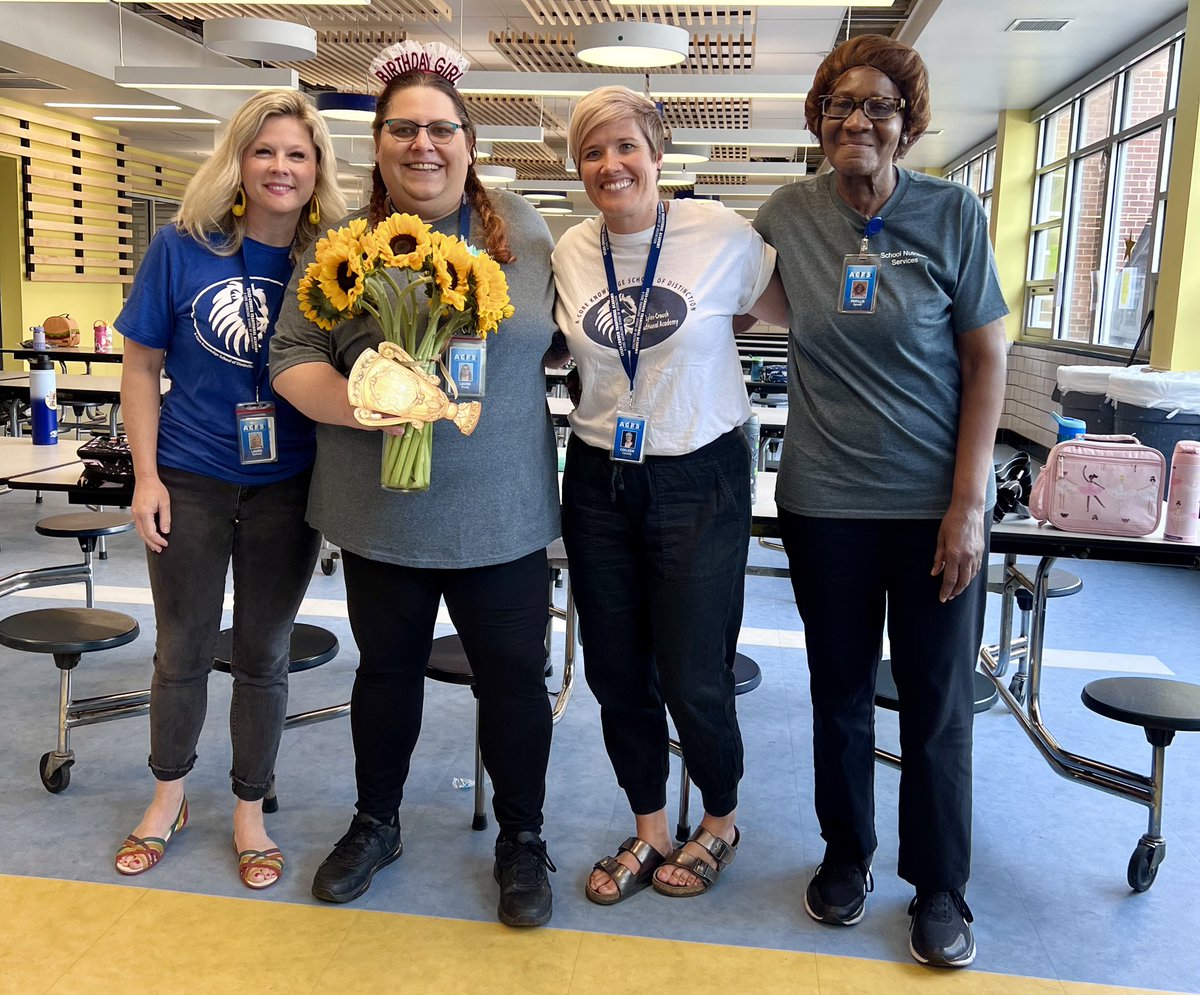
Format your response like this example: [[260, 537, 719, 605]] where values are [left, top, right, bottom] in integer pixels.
[[347, 341, 480, 435]]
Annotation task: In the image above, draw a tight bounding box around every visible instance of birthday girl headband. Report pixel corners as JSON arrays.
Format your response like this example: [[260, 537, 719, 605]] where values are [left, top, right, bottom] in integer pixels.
[[369, 40, 471, 90]]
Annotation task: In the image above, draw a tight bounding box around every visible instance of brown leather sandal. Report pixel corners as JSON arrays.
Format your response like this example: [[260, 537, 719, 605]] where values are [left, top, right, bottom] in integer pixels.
[[585, 836, 666, 906], [652, 826, 739, 898]]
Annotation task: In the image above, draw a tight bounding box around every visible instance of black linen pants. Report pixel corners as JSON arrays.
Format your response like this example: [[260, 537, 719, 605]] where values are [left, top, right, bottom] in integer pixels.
[[778, 511, 991, 892], [341, 548, 552, 838], [562, 429, 750, 818]]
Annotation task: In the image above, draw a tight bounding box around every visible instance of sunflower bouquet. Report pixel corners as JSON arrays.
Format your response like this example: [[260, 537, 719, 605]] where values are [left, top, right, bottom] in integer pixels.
[[297, 212, 514, 492]]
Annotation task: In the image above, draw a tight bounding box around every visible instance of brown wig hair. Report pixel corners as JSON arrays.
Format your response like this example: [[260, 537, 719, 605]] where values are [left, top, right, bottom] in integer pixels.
[[369, 70, 514, 263], [805, 35, 931, 160]]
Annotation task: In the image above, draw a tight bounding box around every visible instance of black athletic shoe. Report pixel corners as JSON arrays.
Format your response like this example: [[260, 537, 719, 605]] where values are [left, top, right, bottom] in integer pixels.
[[311, 812, 402, 904], [804, 859, 873, 925], [908, 889, 976, 968], [493, 832, 556, 927]]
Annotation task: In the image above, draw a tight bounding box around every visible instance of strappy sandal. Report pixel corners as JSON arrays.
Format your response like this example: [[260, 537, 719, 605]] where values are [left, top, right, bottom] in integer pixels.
[[585, 836, 666, 906], [235, 841, 285, 891], [652, 825, 739, 898], [114, 797, 188, 876]]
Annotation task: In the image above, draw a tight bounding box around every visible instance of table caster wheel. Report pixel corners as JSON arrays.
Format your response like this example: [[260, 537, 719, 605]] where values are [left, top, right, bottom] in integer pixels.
[[39, 752, 72, 793], [1127, 839, 1165, 892]]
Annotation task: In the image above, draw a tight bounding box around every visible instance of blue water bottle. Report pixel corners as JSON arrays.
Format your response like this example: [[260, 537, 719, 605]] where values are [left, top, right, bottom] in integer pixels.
[[29, 354, 58, 446], [1051, 410, 1086, 444]]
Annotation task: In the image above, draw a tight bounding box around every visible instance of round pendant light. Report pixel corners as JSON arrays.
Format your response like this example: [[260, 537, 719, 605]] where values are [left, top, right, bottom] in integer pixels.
[[474, 139, 493, 160], [475, 164, 517, 187], [661, 141, 710, 164], [315, 92, 377, 123], [574, 22, 689, 68], [203, 17, 317, 63], [522, 190, 569, 202], [536, 204, 573, 215]]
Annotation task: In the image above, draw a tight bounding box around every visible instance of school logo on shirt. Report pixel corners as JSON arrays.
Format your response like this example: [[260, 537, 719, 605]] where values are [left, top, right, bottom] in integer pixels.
[[579, 285, 689, 350], [190, 277, 281, 366]]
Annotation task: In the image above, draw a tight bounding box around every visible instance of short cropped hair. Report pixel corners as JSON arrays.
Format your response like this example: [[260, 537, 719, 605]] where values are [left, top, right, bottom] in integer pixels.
[[568, 85, 665, 164], [805, 35, 931, 159]]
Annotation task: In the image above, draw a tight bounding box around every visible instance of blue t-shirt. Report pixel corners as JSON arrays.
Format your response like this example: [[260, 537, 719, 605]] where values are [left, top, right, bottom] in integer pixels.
[[116, 226, 315, 485]]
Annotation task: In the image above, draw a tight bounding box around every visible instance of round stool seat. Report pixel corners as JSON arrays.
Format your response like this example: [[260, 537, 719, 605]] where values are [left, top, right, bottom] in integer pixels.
[[732, 652, 762, 695], [875, 660, 997, 714], [0, 607, 139, 655], [426, 634, 474, 686], [35, 512, 134, 540], [1082, 677, 1200, 733], [212, 623, 339, 675], [986, 563, 1083, 599]]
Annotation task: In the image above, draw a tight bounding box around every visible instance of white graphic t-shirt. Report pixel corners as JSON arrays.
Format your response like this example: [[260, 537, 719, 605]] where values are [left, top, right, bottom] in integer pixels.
[[553, 198, 775, 456]]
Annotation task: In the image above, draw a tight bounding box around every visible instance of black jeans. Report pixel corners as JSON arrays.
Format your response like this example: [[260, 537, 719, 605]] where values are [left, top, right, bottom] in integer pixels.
[[146, 464, 320, 801], [341, 548, 552, 838], [778, 511, 991, 892], [561, 430, 750, 818]]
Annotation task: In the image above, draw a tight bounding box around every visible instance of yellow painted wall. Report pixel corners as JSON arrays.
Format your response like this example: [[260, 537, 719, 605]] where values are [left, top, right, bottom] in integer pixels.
[[989, 109, 1037, 342]]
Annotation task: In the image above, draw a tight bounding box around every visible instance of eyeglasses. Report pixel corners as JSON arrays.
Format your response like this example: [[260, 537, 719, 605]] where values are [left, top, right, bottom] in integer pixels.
[[818, 95, 906, 121], [381, 119, 463, 144]]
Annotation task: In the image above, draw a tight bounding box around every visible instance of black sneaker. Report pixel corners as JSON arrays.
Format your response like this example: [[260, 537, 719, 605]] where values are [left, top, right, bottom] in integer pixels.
[[493, 832, 556, 927], [804, 859, 873, 925], [311, 812, 402, 904], [908, 889, 976, 968]]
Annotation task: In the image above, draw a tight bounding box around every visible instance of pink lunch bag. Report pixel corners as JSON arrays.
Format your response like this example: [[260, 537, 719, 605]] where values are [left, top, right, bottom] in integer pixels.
[[1028, 434, 1165, 536]]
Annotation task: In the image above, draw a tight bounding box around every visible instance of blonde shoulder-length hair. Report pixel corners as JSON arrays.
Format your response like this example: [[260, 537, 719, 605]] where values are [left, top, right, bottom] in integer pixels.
[[174, 89, 345, 260]]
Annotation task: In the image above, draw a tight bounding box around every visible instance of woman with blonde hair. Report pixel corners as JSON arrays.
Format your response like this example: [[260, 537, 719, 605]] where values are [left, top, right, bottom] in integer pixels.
[[114, 89, 345, 890], [553, 84, 785, 904]]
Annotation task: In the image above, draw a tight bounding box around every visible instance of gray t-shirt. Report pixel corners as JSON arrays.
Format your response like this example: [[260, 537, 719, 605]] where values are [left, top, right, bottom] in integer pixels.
[[755, 168, 1007, 518], [270, 189, 560, 568]]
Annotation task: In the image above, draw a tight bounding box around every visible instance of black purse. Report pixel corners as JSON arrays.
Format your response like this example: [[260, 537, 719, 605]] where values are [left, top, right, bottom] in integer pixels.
[[77, 435, 134, 484], [993, 451, 1032, 523]]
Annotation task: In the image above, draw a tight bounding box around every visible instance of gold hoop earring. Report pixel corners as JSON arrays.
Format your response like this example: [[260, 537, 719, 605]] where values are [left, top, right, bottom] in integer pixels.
[[231, 185, 247, 218], [308, 194, 320, 226]]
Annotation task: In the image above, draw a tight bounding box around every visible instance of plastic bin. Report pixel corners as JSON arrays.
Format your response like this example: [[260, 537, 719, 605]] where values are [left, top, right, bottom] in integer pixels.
[[1053, 364, 1119, 435], [1106, 367, 1200, 478]]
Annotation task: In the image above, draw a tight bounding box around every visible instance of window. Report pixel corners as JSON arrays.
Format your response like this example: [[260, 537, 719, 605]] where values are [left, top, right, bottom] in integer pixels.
[[125, 194, 179, 296], [1023, 37, 1180, 349], [946, 145, 995, 219]]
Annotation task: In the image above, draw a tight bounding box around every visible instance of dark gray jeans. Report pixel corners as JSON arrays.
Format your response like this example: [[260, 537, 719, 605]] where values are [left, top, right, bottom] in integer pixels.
[[145, 464, 320, 801]]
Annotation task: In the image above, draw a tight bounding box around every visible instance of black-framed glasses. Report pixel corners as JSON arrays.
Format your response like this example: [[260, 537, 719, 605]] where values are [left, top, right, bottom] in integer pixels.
[[382, 119, 463, 144], [818, 95, 906, 120]]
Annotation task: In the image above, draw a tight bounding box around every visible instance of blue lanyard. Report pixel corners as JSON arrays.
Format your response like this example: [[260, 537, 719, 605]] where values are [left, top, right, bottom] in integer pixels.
[[458, 196, 472, 241], [600, 201, 667, 395], [238, 243, 281, 402]]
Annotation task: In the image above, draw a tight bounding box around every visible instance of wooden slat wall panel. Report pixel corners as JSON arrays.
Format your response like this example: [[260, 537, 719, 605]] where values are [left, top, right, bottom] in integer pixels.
[[0, 102, 196, 284], [273, 29, 408, 93], [521, 0, 755, 30], [149, 0, 451, 23]]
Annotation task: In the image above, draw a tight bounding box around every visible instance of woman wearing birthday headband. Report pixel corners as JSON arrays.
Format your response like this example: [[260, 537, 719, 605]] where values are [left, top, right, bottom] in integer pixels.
[[552, 85, 786, 906], [271, 40, 561, 927], [753, 37, 1006, 967], [113, 89, 345, 890]]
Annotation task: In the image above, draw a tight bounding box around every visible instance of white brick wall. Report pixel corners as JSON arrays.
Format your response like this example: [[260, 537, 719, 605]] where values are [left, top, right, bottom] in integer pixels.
[[1001, 343, 1122, 451]]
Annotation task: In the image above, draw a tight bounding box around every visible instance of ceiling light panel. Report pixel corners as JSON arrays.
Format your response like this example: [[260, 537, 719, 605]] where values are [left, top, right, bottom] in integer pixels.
[[46, 102, 183, 110], [672, 127, 818, 146], [114, 67, 299, 90]]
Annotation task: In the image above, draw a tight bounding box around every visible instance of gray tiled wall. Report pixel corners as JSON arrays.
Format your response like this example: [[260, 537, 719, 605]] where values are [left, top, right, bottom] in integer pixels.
[[1001, 342, 1122, 451]]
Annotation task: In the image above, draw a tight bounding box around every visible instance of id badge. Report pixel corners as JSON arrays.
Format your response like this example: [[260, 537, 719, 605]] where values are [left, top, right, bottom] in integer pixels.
[[611, 410, 648, 464], [447, 336, 486, 398], [838, 253, 881, 314], [235, 401, 277, 464]]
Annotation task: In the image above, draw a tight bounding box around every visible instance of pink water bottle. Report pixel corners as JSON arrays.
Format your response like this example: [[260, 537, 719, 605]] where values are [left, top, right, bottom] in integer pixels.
[[1164, 441, 1200, 543], [93, 319, 111, 353]]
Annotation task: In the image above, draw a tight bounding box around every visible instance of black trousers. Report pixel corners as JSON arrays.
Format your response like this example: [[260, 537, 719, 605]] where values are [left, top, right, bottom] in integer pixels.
[[341, 548, 552, 838], [778, 511, 991, 892], [562, 430, 750, 818]]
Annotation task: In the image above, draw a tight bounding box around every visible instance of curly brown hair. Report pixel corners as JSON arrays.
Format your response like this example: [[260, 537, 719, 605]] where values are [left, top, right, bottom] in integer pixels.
[[805, 35, 931, 160], [368, 70, 514, 263]]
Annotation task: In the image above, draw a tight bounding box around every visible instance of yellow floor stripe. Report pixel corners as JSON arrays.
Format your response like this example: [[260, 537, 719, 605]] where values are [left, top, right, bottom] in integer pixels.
[[0, 875, 1187, 995]]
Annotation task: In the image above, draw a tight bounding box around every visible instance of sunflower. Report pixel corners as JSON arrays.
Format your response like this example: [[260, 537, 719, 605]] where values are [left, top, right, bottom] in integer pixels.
[[314, 235, 367, 312], [469, 254, 515, 335], [297, 265, 345, 331], [430, 233, 474, 312], [371, 213, 432, 271]]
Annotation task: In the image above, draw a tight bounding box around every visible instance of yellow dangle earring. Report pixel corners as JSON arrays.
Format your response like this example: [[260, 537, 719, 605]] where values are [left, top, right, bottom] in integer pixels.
[[231, 185, 247, 218], [308, 194, 320, 225]]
